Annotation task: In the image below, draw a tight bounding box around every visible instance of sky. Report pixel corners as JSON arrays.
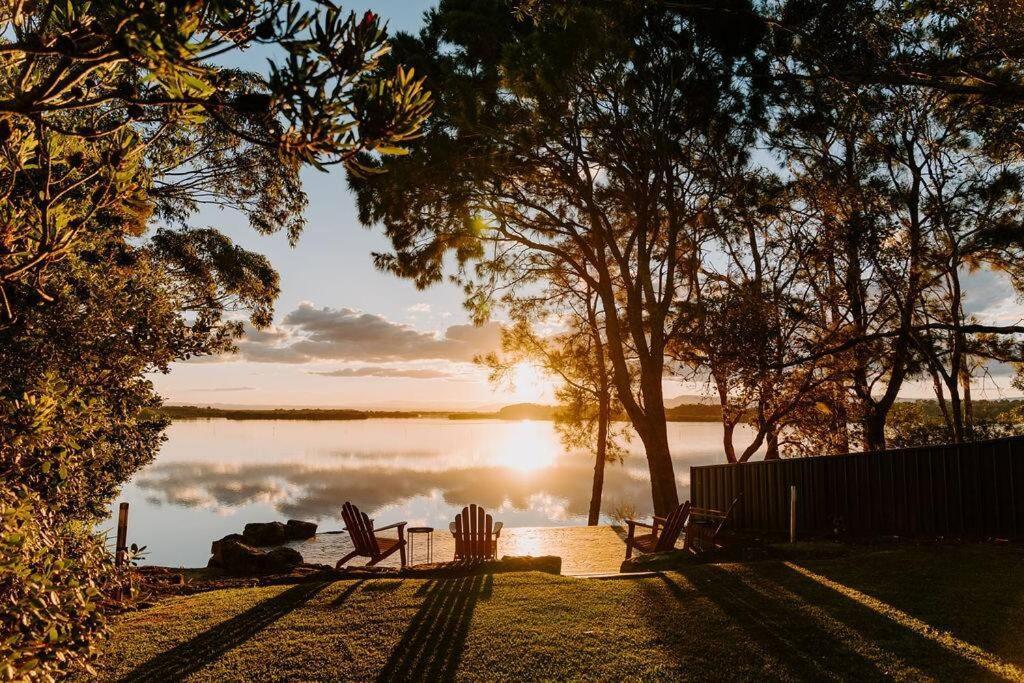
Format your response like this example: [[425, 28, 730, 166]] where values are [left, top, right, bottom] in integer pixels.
[[155, 1, 547, 409], [152, 1, 1024, 409]]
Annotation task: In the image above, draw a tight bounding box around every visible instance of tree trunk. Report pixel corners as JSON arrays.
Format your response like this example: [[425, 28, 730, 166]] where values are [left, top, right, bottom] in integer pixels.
[[960, 362, 974, 437], [831, 384, 851, 454], [863, 410, 887, 451], [588, 377, 610, 525], [636, 397, 679, 516], [765, 426, 780, 460], [589, 393, 602, 528]]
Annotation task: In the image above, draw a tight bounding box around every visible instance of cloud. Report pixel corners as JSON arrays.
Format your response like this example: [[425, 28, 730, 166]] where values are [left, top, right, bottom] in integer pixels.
[[132, 450, 668, 522], [310, 366, 454, 379], [233, 303, 503, 364], [963, 268, 1016, 315], [407, 303, 431, 314]]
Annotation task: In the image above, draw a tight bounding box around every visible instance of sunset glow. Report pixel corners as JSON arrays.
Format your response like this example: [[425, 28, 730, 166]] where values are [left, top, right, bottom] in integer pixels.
[[492, 420, 560, 472]]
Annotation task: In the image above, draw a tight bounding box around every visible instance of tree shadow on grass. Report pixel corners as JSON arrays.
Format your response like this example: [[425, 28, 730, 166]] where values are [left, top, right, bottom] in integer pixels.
[[653, 567, 875, 680], [376, 574, 492, 683], [770, 560, 1019, 679], [654, 562, 1002, 680], [121, 580, 330, 683]]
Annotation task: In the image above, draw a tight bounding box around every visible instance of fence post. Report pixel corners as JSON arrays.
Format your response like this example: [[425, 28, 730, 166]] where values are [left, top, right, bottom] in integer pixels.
[[789, 486, 797, 543], [115, 502, 129, 567]]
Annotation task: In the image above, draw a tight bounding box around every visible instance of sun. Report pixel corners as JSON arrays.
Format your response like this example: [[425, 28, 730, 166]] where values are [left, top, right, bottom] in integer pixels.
[[507, 362, 553, 403]]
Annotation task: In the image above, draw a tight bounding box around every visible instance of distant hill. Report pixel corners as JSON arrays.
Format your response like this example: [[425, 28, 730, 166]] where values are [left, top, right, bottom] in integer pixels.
[[664, 394, 718, 407], [158, 406, 446, 421], [448, 403, 559, 421], [159, 406, 371, 420]]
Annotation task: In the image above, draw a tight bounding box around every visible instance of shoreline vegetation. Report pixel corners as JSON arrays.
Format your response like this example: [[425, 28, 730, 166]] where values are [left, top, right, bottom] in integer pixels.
[[158, 399, 1024, 424], [157, 402, 727, 422]]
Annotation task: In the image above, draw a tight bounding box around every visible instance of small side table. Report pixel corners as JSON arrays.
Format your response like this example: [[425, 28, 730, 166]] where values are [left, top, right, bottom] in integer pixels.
[[407, 526, 434, 566]]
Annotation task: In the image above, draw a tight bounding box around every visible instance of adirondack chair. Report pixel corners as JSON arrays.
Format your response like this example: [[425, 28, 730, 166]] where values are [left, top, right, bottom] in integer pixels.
[[449, 504, 503, 561], [685, 495, 741, 554], [624, 501, 692, 560], [336, 502, 407, 569]]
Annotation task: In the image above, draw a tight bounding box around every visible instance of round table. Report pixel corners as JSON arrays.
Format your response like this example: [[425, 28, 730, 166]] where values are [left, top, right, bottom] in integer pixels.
[[407, 526, 434, 565]]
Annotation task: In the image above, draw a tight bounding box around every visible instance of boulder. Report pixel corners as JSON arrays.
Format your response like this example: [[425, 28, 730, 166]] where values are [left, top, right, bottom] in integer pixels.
[[212, 538, 304, 575], [264, 546, 304, 573], [497, 555, 562, 575], [285, 519, 318, 540], [217, 539, 267, 574], [209, 533, 245, 568], [243, 521, 288, 546]]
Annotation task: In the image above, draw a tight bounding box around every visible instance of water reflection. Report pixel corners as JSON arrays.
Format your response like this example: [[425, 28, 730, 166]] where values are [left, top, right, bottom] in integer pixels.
[[111, 418, 752, 566]]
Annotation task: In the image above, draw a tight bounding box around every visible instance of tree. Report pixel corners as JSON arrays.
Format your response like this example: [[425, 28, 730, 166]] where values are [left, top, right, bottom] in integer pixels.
[[0, 4, 431, 675], [482, 281, 623, 525], [774, 42, 1024, 450], [352, 0, 762, 514], [0, 0, 431, 315]]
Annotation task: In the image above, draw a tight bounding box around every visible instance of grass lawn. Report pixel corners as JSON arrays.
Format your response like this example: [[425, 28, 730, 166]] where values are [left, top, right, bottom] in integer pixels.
[[97, 543, 1024, 681]]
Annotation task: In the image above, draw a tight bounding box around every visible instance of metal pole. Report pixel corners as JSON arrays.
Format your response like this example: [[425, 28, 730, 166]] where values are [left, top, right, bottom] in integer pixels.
[[115, 502, 129, 567], [789, 485, 797, 543]]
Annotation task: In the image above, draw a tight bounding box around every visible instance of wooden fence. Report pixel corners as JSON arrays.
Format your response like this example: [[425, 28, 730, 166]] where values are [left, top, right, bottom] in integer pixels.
[[689, 437, 1024, 539]]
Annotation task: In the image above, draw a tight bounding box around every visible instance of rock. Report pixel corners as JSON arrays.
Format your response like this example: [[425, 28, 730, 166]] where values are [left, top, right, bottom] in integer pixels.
[[218, 539, 266, 574], [264, 546, 304, 573], [209, 533, 245, 568], [497, 555, 562, 575], [214, 538, 304, 575], [285, 519, 317, 540], [243, 521, 288, 546]]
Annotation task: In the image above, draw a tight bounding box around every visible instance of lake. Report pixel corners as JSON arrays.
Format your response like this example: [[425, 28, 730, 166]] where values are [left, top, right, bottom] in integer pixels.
[[104, 418, 754, 566]]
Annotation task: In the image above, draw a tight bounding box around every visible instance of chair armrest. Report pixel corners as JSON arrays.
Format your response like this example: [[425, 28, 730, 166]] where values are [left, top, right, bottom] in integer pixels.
[[373, 521, 407, 533], [493, 522, 503, 536], [625, 519, 654, 530]]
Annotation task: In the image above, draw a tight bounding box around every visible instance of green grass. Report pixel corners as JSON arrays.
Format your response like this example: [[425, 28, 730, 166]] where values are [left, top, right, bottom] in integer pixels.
[[98, 544, 1024, 681]]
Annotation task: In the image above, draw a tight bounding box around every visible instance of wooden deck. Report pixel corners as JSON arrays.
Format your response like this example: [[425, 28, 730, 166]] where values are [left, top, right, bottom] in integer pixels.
[[286, 524, 636, 575]]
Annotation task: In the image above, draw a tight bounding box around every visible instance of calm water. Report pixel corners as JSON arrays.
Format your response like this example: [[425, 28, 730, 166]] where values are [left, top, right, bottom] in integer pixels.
[[104, 418, 753, 566]]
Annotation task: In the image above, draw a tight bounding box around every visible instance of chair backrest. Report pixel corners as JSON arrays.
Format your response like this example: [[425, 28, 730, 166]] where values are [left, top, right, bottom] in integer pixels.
[[714, 495, 741, 535], [655, 500, 692, 551], [342, 502, 380, 556], [453, 504, 495, 560]]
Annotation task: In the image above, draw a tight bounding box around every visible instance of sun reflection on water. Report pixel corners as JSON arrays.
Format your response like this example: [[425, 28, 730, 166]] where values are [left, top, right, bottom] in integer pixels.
[[491, 420, 560, 472]]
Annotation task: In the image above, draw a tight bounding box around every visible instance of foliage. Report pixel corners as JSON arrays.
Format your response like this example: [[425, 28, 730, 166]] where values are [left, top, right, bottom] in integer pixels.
[[496, 2, 1024, 462], [0, 3, 431, 673], [0, 487, 116, 681], [0, 219, 280, 519], [351, 0, 762, 513], [885, 402, 1024, 450], [0, 0, 430, 515], [0, 0, 431, 314]]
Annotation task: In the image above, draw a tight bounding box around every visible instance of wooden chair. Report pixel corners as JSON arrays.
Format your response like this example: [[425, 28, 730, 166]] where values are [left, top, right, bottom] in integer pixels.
[[685, 495, 741, 554], [624, 501, 692, 560], [336, 501, 407, 568], [449, 504, 503, 561]]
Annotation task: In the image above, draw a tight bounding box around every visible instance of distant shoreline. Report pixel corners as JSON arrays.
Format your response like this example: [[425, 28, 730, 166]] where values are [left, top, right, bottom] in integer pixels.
[[157, 403, 728, 423], [158, 397, 1024, 424]]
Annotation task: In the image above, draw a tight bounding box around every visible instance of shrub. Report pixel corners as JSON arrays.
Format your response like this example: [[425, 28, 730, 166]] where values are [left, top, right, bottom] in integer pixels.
[[0, 488, 112, 681]]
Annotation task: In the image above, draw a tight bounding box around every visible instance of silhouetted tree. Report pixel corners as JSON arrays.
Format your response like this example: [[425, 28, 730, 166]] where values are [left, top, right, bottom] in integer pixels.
[[351, 0, 763, 513]]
